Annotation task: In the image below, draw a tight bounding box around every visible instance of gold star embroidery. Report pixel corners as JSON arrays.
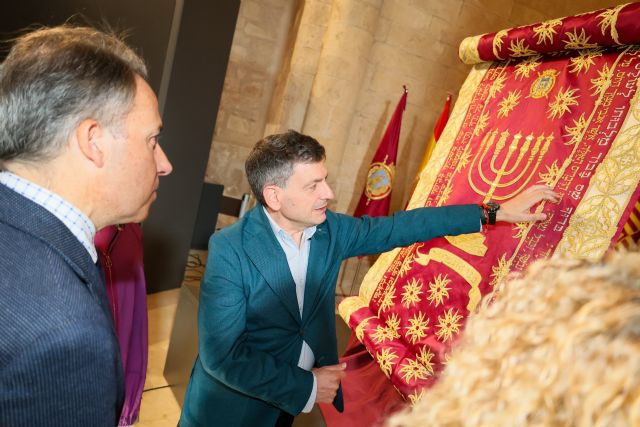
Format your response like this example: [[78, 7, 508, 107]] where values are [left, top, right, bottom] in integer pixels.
[[401, 278, 423, 309], [514, 55, 542, 80], [488, 73, 507, 99], [532, 19, 562, 45], [399, 357, 430, 383], [512, 222, 529, 239], [427, 274, 451, 307], [490, 253, 511, 287], [375, 347, 398, 378], [563, 28, 598, 50], [371, 313, 401, 344], [416, 346, 435, 375], [509, 38, 537, 57], [597, 4, 624, 44], [563, 113, 588, 145], [547, 87, 580, 119], [473, 112, 490, 137], [455, 144, 473, 173], [435, 308, 463, 342], [568, 49, 603, 74], [538, 160, 562, 186], [590, 64, 613, 97], [405, 311, 430, 345], [497, 90, 522, 118]]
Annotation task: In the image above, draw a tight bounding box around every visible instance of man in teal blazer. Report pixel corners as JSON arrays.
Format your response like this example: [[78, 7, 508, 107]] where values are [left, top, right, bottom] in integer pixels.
[[180, 131, 557, 426]]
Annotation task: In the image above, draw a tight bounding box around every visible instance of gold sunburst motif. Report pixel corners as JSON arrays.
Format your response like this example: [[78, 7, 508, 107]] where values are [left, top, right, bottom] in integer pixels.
[[590, 63, 613, 97], [371, 313, 401, 344], [497, 90, 522, 118], [563, 113, 588, 145], [569, 49, 603, 74], [488, 73, 507, 99], [492, 30, 508, 59], [408, 388, 425, 406], [512, 222, 529, 239], [473, 112, 490, 137], [427, 274, 451, 306], [538, 160, 562, 186], [440, 181, 453, 205], [547, 87, 580, 119], [514, 55, 542, 80], [532, 19, 562, 45], [435, 308, 463, 342], [490, 253, 511, 287], [563, 28, 598, 50], [398, 255, 413, 278], [399, 357, 429, 383], [376, 347, 398, 377], [401, 277, 423, 308], [378, 288, 397, 313], [416, 346, 435, 375], [456, 144, 473, 173], [597, 4, 624, 44], [509, 38, 537, 58], [355, 318, 370, 342], [405, 311, 430, 344]]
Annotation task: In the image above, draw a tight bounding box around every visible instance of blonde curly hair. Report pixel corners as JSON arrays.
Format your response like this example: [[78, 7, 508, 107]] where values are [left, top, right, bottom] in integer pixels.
[[387, 251, 640, 427]]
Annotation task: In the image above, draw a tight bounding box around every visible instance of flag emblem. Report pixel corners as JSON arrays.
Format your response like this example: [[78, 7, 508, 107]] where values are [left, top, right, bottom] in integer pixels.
[[529, 69, 558, 98], [365, 160, 395, 202]]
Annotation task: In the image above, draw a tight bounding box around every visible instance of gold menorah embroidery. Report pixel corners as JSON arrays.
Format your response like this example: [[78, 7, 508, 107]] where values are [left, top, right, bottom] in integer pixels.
[[468, 129, 553, 201]]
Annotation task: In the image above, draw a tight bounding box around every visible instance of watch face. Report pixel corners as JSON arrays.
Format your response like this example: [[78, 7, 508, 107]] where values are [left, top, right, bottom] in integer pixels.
[[487, 201, 500, 211]]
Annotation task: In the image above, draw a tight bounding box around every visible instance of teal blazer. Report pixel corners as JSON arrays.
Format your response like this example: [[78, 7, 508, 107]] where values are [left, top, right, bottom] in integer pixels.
[[180, 204, 480, 426]]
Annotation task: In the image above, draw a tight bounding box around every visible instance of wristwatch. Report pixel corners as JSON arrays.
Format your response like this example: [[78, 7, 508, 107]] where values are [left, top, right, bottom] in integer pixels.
[[482, 202, 500, 225]]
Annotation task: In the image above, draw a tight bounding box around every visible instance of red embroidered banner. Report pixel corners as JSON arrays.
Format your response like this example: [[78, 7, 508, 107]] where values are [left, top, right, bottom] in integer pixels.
[[338, 3, 640, 406]]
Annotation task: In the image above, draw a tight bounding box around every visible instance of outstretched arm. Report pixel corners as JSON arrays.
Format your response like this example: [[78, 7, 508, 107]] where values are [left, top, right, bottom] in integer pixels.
[[496, 185, 559, 223]]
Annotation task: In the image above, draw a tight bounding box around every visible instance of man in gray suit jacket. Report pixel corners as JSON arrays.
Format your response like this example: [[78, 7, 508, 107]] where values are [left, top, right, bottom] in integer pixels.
[[0, 26, 172, 426]]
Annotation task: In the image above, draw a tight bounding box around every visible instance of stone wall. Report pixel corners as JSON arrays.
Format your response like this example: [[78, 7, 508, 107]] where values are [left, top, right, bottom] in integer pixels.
[[207, 0, 627, 218]]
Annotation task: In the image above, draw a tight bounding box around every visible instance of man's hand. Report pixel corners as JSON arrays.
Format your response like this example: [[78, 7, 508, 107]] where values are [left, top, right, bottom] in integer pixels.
[[312, 363, 346, 404], [496, 185, 560, 224]]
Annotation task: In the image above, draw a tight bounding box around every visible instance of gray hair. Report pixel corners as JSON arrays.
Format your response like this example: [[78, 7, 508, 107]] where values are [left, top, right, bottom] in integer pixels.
[[245, 130, 326, 206], [0, 25, 148, 165]]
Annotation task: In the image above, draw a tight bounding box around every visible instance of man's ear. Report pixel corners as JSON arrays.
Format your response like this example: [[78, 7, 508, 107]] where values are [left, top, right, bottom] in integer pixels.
[[263, 185, 281, 211], [75, 119, 105, 167]]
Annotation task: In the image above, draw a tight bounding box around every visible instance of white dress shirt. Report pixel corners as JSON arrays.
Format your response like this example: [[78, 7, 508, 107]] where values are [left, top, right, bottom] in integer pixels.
[[264, 208, 318, 413], [0, 171, 97, 262]]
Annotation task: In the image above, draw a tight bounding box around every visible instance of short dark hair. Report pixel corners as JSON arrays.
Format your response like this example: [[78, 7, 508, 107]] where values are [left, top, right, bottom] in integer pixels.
[[245, 130, 326, 206], [0, 25, 147, 165]]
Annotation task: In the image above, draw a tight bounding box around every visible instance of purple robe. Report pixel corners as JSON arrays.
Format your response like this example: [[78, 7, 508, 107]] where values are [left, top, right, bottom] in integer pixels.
[[95, 224, 148, 426]]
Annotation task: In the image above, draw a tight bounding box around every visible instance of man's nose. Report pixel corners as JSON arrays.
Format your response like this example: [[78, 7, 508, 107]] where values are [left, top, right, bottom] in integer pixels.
[[155, 144, 173, 176], [322, 181, 334, 200]]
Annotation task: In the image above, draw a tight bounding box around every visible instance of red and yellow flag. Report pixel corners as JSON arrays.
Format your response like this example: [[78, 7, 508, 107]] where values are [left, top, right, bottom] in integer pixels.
[[417, 95, 451, 176]]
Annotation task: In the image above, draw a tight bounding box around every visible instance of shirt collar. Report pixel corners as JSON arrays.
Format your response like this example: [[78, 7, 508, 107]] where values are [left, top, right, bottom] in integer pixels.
[[0, 171, 97, 262], [262, 206, 317, 243]]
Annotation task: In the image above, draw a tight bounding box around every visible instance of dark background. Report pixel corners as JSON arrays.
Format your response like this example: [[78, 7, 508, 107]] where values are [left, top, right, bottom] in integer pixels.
[[0, 0, 240, 293]]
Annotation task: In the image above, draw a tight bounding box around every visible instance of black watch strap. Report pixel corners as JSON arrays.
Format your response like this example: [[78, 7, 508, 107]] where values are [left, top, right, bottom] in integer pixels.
[[484, 202, 500, 225]]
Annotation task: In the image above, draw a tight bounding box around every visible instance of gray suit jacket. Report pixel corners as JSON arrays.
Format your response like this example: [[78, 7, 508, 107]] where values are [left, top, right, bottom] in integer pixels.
[[0, 184, 123, 426]]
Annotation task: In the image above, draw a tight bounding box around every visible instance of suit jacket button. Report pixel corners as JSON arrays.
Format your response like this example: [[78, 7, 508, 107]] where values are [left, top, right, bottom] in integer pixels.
[[299, 329, 304, 337]]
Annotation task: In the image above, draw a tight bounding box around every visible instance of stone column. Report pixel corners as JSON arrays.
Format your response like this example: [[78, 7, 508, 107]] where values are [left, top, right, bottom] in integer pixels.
[[300, 0, 383, 183]]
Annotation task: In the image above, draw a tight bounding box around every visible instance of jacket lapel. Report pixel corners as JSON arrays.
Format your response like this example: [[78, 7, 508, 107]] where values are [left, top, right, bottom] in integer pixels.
[[302, 223, 330, 323], [242, 207, 301, 323]]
